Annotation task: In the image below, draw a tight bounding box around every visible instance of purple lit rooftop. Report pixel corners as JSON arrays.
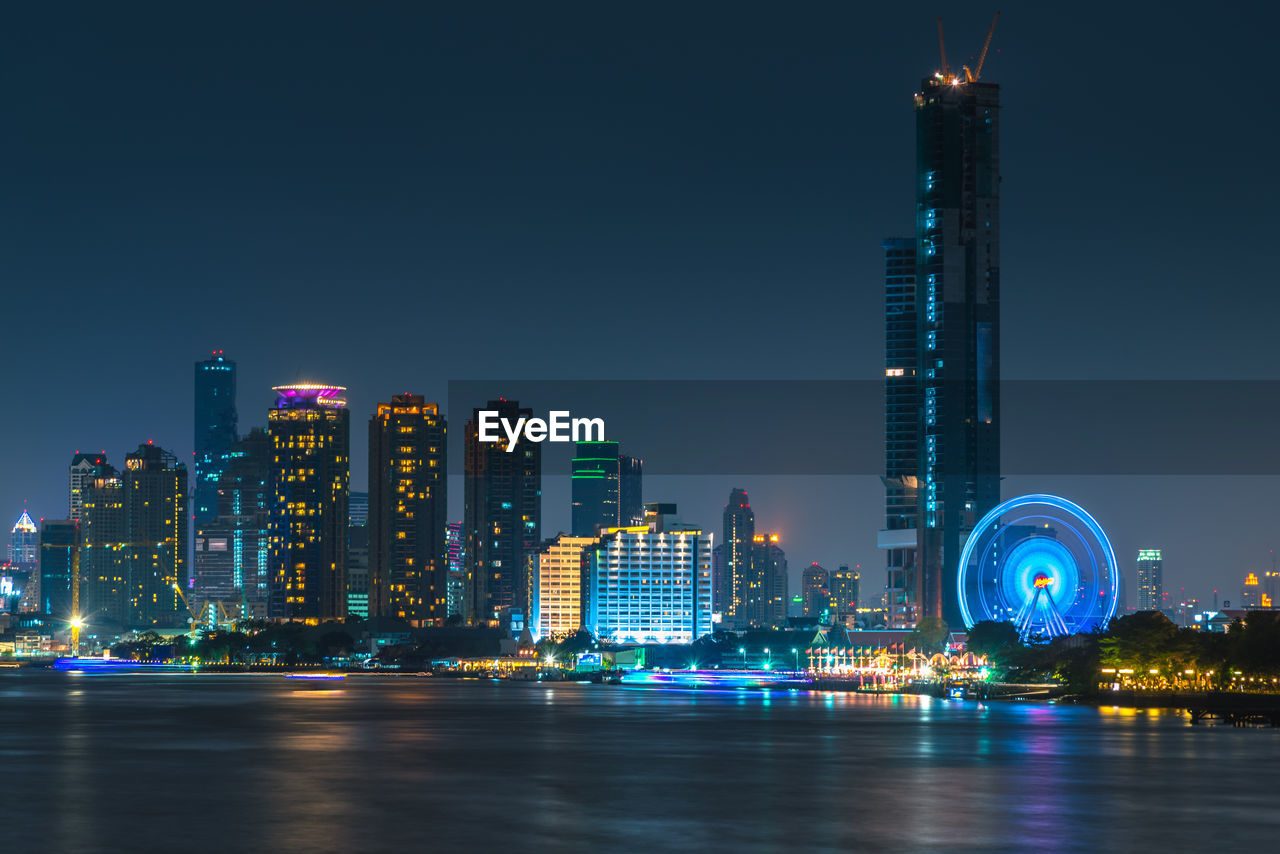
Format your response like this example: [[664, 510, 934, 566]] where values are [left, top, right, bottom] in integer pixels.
[[272, 383, 347, 409]]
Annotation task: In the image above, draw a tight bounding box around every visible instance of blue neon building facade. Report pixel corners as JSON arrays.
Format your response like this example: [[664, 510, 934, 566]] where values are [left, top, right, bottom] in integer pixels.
[[194, 351, 238, 526], [587, 503, 712, 644], [194, 428, 271, 618]]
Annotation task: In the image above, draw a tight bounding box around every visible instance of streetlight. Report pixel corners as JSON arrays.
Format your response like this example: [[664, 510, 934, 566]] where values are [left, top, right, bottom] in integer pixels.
[[739, 647, 746, 669], [791, 647, 799, 671], [69, 616, 84, 658], [764, 648, 771, 671]]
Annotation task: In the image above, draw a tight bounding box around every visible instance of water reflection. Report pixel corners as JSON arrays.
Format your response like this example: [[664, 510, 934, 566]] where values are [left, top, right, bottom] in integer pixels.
[[1, 673, 1279, 852]]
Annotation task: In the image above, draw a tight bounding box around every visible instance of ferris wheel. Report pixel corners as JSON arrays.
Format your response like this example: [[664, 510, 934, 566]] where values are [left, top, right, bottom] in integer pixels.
[[956, 494, 1119, 641]]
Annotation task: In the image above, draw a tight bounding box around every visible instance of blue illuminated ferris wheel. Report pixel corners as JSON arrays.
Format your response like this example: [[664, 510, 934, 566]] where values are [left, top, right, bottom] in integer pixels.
[[957, 494, 1119, 641]]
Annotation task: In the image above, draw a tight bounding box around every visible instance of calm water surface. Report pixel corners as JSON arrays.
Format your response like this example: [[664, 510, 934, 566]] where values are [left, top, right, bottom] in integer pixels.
[[1, 671, 1277, 853]]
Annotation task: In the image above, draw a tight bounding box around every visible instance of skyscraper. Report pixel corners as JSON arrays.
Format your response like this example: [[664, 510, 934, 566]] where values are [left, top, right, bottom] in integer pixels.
[[8, 510, 38, 569], [1136, 549, 1163, 612], [368, 394, 447, 626], [194, 429, 271, 618], [68, 452, 108, 521], [570, 441, 620, 536], [747, 533, 787, 629], [446, 520, 464, 619], [11, 511, 40, 612], [914, 59, 1002, 628], [345, 487, 371, 620], [463, 400, 541, 625], [587, 503, 712, 644], [880, 238, 920, 629], [39, 519, 79, 619], [80, 462, 128, 625], [831, 564, 860, 624], [619, 455, 644, 526], [267, 384, 350, 622], [1263, 567, 1279, 610], [532, 534, 596, 640], [124, 443, 189, 626], [194, 351, 238, 525], [719, 489, 754, 623], [1242, 572, 1262, 609], [802, 563, 830, 621]]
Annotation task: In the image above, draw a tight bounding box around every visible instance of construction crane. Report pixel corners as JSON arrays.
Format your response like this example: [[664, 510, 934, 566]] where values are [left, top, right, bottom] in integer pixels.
[[936, 17, 949, 77], [963, 12, 1001, 83], [936, 12, 1001, 85], [172, 582, 209, 628], [172, 584, 238, 629]]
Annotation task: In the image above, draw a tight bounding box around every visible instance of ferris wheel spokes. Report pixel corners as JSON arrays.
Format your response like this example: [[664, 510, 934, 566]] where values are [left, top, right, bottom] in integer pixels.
[[1013, 575, 1070, 641]]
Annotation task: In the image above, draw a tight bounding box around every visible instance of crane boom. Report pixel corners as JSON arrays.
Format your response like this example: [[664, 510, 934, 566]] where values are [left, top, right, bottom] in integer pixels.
[[973, 11, 1000, 81], [936, 17, 949, 74], [172, 582, 204, 624]]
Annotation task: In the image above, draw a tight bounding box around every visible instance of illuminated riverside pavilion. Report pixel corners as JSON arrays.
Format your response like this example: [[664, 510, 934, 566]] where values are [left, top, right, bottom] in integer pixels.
[[957, 494, 1119, 641]]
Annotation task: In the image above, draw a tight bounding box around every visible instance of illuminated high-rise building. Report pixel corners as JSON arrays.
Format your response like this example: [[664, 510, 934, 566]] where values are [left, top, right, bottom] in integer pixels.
[[0, 568, 18, 613], [68, 452, 108, 521], [194, 351, 238, 525], [571, 441, 620, 536], [746, 533, 787, 628], [123, 443, 189, 626], [446, 520, 464, 618], [39, 519, 79, 619], [879, 237, 920, 629], [368, 394, 447, 626], [719, 489, 754, 622], [802, 563, 831, 621], [1136, 549, 1163, 612], [572, 443, 645, 536], [8, 510, 38, 569], [587, 503, 712, 644], [463, 400, 540, 625], [914, 56, 1002, 628], [195, 429, 271, 618], [831, 564, 860, 622], [80, 463, 128, 625], [1242, 572, 1262, 609], [620, 455, 644, 526], [267, 384, 350, 622], [346, 489, 371, 619], [532, 534, 596, 640], [8, 510, 39, 612], [345, 526, 370, 620], [711, 543, 723, 613]]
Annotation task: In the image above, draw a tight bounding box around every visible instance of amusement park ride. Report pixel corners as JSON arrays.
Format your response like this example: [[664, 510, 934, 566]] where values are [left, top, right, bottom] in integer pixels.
[[957, 494, 1120, 642]]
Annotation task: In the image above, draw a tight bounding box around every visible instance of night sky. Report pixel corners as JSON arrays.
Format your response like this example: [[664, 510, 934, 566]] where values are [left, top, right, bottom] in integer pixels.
[[2, 3, 1277, 608]]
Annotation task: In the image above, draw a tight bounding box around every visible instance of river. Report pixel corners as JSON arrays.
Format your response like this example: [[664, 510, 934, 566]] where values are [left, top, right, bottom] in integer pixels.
[[1, 671, 1276, 853]]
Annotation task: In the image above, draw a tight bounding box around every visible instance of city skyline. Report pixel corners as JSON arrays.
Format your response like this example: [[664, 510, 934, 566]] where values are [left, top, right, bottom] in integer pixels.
[[5, 9, 1280, 852], [2, 4, 1277, 605]]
